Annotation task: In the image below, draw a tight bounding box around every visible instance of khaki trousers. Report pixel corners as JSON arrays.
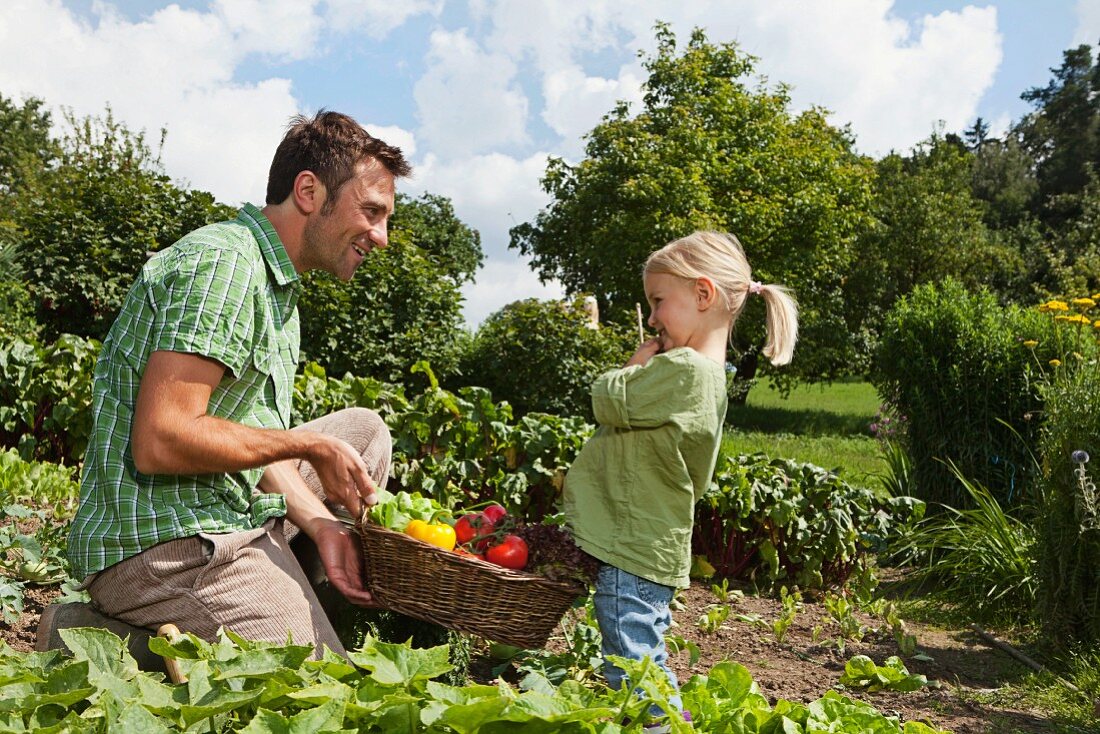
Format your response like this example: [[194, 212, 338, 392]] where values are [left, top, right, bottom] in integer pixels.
[[88, 408, 391, 659]]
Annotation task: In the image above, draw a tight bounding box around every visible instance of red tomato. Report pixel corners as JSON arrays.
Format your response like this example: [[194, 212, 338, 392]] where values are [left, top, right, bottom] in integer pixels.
[[485, 535, 528, 570], [482, 504, 508, 524], [454, 514, 481, 545]]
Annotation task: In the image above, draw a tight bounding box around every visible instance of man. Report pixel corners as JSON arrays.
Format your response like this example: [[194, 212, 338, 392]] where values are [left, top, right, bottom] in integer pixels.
[[46, 110, 411, 658]]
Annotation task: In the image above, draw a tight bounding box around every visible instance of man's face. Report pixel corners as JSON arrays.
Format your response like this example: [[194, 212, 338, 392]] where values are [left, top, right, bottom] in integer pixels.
[[302, 160, 396, 281]]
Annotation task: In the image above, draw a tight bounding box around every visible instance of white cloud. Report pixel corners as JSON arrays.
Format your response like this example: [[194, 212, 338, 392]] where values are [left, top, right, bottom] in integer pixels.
[[0, 1, 297, 204], [324, 0, 441, 39], [1073, 0, 1100, 45], [540, 64, 645, 157], [411, 151, 552, 260], [413, 29, 530, 157], [460, 257, 565, 327], [472, 0, 1002, 157], [213, 0, 324, 60]]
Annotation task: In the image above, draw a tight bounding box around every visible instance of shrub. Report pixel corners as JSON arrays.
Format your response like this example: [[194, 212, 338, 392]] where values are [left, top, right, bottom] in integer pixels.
[[297, 238, 468, 389], [1034, 299, 1100, 647], [456, 297, 635, 420], [11, 110, 234, 341], [872, 278, 1055, 507]]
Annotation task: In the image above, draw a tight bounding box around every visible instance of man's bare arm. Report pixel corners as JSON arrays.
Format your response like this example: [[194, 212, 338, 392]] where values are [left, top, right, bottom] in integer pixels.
[[131, 350, 377, 515]]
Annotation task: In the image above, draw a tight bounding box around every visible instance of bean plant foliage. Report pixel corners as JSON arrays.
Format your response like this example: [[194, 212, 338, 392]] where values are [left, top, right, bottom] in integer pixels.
[[0, 626, 947, 733]]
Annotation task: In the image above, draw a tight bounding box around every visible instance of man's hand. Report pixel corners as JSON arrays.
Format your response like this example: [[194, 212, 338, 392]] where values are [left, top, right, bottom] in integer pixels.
[[625, 338, 662, 367], [309, 435, 379, 519], [309, 517, 378, 607]]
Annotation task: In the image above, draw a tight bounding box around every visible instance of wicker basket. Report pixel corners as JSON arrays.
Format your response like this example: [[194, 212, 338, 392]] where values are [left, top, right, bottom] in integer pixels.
[[356, 520, 585, 649]]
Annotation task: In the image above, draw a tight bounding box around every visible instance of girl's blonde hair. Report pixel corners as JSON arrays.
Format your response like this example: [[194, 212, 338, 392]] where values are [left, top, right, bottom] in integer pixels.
[[644, 231, 799, 365]]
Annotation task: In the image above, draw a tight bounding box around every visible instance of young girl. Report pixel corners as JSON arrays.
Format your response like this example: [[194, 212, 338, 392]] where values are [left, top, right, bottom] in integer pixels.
[[563, 230, 798, 717]]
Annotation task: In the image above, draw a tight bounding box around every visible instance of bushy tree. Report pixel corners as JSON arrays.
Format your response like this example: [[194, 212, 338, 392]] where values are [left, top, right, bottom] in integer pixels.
[[852, 133, 1019, 329], [297, 193, 480, 387], [0, 93, 55, 194], [389, 192, 482, 283], [1017, 44, 1100, 226], [456, 297, 636, 419], [9, 109, 234, 341], [510, 25, 876, 394]]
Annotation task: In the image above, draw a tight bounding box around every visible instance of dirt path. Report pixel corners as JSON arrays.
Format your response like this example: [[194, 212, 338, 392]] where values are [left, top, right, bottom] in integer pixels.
[[2, 581, 1071, 733]]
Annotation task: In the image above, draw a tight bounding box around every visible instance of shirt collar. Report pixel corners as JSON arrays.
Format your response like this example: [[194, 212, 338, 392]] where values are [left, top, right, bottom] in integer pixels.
[[237, 203, 300, 288]]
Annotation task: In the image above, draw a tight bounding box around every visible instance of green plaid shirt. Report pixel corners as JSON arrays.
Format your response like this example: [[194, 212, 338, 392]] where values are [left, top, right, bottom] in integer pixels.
[[68, 204, 302, 580]]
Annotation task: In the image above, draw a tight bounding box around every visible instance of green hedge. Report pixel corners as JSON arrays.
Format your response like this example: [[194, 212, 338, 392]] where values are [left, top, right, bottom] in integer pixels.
[[872, 279, 1055, 508]]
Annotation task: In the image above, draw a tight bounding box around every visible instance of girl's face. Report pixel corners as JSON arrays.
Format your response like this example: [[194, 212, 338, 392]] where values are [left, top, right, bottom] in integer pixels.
[[644, 272, 710, 352]]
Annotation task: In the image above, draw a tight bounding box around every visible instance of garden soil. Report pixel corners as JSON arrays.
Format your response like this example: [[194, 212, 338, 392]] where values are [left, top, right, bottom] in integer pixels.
[[1, 579, 1076, 733]]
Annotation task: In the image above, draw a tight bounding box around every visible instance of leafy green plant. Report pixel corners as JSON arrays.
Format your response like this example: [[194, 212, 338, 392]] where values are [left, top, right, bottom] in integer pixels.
[[693, 453, 924, 589], [824, 592, 867, 642], [697, 604, 731, 634], [0, 624, 950, 732], [514, 600, 604, 686], [839, 655, 931, 693], [0, 335, 99, 463], [772, 586, 801, 644], [0, 575, 22, 624], [894, 461, 1039, 624], [665, 634, 702, 667], [710, 577, 743, 604]]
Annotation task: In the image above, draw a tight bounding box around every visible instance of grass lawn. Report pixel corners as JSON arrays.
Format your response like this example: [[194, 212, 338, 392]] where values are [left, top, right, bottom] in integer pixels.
[[726, 378, 881, 436], [722, 432, 884, 485], [724, 378, 884, 485]]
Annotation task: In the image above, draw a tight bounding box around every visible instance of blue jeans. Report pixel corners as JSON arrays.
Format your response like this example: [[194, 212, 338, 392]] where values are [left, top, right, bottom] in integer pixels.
[[593, 564, 682, 712]]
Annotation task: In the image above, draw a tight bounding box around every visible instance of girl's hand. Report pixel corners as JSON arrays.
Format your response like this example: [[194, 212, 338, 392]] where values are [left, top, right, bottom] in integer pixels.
[[626, 338, 662, 367]]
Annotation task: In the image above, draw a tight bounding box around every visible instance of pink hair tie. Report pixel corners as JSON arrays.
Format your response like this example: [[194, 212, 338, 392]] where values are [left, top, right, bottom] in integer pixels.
[[749, 281, 764, 295]]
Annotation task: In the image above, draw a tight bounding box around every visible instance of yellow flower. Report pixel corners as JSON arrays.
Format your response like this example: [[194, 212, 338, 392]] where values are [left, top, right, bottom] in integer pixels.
[[1068, 314, 1091, 325], [1023, 340, 1039, 348], [1049, 359, 1062, 367], [1047, 300, 1070, 311], [1055, 314, 1071, 322], [1073, 297, 1097, 309], [1094, 320, 1100, 329], [1093, 293, 1100, 300]]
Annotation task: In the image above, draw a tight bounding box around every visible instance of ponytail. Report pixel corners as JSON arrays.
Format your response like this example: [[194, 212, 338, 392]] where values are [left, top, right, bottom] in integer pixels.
[[753, 283, 799, 366]]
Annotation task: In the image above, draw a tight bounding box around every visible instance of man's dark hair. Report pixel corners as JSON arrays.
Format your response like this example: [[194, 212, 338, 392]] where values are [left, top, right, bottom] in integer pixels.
[[266, 110, 412, 211]]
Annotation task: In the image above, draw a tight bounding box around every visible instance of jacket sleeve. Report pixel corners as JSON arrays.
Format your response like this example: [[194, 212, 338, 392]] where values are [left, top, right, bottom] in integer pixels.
[[590, 353, 697, 429]]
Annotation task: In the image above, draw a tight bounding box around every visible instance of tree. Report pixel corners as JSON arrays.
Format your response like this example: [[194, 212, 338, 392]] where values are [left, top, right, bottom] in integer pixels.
[[389, 192, 483, 283], [510, 25, 876, 392], [0, 93, 56, 194], [297, 193, 480, 387], [10, 109, 234, 341], [1017, 44, 1100, 225], [852, 132, 1016, 325]]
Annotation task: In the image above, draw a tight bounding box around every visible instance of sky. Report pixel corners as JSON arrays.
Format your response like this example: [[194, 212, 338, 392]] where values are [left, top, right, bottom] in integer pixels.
[[1, 0, 1098, 326]]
